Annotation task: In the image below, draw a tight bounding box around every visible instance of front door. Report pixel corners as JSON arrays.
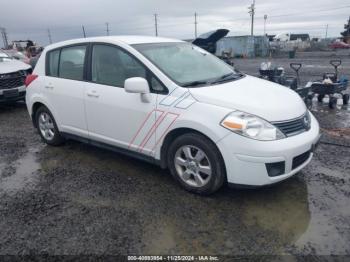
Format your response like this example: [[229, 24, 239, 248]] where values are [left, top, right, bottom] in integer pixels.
[[84, 44, 159, 155]]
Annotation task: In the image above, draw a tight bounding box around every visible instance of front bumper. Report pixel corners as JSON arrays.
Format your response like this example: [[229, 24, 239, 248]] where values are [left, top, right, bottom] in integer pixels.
[[0, 86, 26, 103], [216, 113, 320, 186]]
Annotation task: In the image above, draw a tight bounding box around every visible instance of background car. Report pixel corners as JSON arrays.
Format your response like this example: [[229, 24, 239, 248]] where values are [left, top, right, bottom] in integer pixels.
[[329, 40, 350, 49], [0, 50, 32, 104], [2, 49, 31, 64]]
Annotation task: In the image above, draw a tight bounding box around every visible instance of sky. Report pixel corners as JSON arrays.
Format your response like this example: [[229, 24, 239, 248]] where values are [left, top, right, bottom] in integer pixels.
[[1, 0, 349, 47]]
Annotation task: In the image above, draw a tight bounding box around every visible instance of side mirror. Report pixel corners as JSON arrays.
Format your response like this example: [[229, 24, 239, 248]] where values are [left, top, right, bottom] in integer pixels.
[[124, 77, 150, 94], [124, 77, 151, 103]]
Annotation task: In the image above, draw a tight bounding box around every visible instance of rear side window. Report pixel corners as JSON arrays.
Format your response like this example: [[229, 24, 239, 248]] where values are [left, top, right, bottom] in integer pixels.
[[59, 46, 86, 80], [47, 50, 60, 77]]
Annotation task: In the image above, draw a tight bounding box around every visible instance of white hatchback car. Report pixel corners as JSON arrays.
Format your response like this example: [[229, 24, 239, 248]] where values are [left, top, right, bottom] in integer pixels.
[[25, 36, 320, 194]]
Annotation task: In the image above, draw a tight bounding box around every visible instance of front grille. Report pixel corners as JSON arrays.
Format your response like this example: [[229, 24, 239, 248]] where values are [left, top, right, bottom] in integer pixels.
[[292, 150, 311, 170], [0, 71, 25, 90], [273, 113, 310, 137]]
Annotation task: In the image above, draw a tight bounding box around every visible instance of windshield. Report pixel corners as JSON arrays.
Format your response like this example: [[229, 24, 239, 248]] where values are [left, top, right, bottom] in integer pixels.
[[133, 42, 242, 87]]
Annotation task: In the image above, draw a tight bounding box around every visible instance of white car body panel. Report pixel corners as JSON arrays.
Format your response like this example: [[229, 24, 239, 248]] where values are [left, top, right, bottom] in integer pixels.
[[189, 75, 306, 122], [84, 81, 157, 154], [44, 76, 88, 138], [26, 36, 320, 187], [217, 112, 319, 185]]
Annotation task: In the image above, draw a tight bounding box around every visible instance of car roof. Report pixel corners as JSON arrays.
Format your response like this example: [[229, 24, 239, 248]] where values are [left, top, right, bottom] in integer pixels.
[[45, 35, 184, 50]]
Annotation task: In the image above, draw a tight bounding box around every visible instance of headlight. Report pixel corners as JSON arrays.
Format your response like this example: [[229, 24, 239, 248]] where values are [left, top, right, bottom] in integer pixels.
[[220, 111, 286, 141]]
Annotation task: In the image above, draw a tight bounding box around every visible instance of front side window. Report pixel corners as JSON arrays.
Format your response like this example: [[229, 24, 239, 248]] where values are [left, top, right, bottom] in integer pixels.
[[58, 45, 86, 80], [92, 44, 146, 87], [133, 42, 242, 87]]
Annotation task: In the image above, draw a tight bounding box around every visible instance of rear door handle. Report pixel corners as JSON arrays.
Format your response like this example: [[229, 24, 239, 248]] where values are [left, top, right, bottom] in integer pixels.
[[45, 84, 54, 89], [87, 90, 99, 98]]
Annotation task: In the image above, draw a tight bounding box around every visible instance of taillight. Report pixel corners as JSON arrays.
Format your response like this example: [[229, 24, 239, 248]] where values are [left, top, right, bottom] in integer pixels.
[[25, 74, 38, 87]]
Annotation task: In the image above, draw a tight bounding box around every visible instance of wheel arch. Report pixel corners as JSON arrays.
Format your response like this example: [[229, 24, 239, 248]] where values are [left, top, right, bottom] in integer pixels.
[[159, 127, 226, 174], [31, 100, 58, 128]]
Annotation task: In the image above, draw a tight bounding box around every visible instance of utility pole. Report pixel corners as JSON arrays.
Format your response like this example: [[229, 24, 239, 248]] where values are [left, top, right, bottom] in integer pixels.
[[263, 14, 267, 36], [325, 24, 328, 39], [0, 27, 9, 49], [194, 12, 198, 38], [106, 22, 110, 36], [154, 14, 158, 36], [248, 0, 255, 36], [82, 25, 86, 38], [47, 29, 52, 44]]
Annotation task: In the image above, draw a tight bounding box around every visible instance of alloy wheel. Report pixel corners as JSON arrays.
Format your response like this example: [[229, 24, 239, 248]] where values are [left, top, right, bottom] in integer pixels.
[[38, 112, 55, 141], [174, 145, 212, 187]]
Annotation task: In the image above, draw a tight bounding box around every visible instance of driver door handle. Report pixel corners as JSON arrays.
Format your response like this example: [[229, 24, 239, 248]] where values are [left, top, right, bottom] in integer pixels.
[[87, 90, 99, 98]]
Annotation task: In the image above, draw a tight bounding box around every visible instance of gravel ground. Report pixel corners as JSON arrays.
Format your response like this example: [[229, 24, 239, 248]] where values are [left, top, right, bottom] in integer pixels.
[[0, 50, 350, 258]]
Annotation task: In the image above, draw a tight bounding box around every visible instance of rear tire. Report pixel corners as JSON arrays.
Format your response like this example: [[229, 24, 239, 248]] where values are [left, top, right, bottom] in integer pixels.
[[35, 106, 65, 146], [167, 133, 226, 195]]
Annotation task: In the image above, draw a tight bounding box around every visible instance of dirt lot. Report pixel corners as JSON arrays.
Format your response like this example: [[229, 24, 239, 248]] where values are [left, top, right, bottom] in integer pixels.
[[0, 50, 350, 258]]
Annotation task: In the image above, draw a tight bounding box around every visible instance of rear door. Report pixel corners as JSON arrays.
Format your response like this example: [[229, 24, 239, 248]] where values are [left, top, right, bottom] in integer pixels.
[[44, 45, 88, 138]]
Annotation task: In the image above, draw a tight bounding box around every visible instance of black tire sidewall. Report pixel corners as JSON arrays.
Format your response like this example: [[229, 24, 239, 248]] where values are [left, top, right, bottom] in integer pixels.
[[167, 133, 226, 195], [329, 97, 337, 109], [35, 106, 64, 146]]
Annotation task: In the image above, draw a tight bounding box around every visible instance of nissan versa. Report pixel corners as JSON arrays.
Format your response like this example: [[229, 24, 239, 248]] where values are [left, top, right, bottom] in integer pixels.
[[25, 36, 321, 195]]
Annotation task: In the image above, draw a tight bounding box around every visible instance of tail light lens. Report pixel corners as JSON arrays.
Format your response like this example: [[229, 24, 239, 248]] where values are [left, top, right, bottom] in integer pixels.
[[25, 74, 38, 87]]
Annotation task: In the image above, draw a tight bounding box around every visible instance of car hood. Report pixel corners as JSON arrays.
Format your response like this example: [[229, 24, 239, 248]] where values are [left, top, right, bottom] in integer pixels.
[[0, 59, 31, 74], [188, 75, 306, 122]]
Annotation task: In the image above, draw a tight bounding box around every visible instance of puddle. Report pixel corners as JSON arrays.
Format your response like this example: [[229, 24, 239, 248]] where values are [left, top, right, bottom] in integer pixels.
[[240, 179, 310, 244], [291, 157, 350, 255], [140, 178, 311, 255], [295, 181, 350, 254], [0, 147, 41, 193], [19, 137, 348, 255], [43, 142, 313, 255]]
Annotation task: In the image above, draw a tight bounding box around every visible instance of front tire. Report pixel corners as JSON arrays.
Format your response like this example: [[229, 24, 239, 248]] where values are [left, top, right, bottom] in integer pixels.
[[35, 106, 65, 146], [167, 133, 226, 195]]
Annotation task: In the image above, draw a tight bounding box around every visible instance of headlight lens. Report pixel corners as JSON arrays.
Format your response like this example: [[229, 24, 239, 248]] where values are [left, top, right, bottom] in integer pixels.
[[220, 111, 286, 141]]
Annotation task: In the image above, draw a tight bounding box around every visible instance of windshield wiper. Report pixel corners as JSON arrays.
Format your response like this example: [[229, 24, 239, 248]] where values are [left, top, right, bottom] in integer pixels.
[[182, 72, 243, 87], [210, 72, 241, 84], [182, 80, 211, 87]]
